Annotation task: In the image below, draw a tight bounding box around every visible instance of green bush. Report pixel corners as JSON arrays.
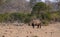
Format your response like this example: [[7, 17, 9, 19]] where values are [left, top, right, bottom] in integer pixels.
[[41, 20, 49, 26], [0, 11, 59, 26], [0, 13, 32, 23]]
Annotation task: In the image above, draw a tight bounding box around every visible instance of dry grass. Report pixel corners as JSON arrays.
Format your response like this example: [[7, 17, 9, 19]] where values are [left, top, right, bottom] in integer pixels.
[[0, 23, 60, 37]]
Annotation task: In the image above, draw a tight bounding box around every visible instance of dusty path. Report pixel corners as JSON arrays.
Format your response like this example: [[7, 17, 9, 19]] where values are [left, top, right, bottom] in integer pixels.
[[50, 22, 60, 30], [0, 23, 60, 37]]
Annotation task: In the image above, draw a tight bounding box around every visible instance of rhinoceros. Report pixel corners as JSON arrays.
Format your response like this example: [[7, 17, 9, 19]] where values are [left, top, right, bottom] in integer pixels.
[[29, 19, 41, 28]]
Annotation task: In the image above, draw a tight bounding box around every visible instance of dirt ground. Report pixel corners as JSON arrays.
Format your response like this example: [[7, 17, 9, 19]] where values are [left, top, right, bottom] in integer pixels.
[[0, 23, 60, 37]]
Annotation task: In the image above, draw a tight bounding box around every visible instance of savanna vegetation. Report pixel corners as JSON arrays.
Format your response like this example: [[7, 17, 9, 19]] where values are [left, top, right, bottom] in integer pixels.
[[0, 2, 60, 26]]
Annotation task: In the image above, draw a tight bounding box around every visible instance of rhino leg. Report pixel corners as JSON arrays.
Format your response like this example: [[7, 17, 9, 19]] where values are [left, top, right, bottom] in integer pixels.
[[40, 23, 41, 28], [37, 23, 41, 28], [37, 25, 39, 28], [32, 23, 34, 28]]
